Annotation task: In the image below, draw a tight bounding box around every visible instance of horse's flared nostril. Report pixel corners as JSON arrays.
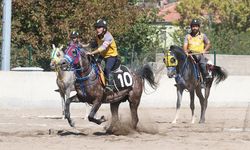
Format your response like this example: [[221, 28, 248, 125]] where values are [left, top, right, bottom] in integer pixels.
[[50, 63, 55, 70], [59, 60, 69, 71]]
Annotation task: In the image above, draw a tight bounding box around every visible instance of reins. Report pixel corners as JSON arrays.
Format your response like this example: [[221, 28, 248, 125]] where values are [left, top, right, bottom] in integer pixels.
[[73, 56, 100, 96], [55, 66, 63, 81]]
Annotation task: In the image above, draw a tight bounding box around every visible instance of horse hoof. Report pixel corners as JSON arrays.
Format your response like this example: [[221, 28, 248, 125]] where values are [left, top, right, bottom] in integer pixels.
[[100, 116, 107, 123], [105, 128, 113, 135], [96, 116, 106, 125], [199, 120, 205, 124], [69, 121, 75, 127], [67, 119, 75, 127], [171, 121, 177, 124], [191, 118, 195, 124]]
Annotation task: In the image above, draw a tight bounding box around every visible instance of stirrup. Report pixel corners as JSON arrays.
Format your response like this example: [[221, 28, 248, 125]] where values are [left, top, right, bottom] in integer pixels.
[[206, 74, 213, 79], [201, 82, 206, 89], [105, 86, 113, 92]]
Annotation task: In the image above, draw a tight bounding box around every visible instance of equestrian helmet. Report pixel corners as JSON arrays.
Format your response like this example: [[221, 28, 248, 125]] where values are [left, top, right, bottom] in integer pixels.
[[95, 19, 107, 28], [190, 19, 200, 27], [70, 31, 79, 38]]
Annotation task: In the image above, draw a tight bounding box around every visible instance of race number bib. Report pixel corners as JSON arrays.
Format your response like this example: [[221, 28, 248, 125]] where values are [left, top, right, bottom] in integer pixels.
[[112, 65, 133, 91]]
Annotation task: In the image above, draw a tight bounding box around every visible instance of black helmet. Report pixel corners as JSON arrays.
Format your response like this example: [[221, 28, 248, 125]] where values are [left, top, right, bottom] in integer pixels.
[[70, 31, 79, 38], [94, 19, 107, 28], [190, 19, 200, 27]]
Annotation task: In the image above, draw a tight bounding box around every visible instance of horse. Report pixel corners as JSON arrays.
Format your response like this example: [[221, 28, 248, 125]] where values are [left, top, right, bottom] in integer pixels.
[[59, 44, 157, 133], [50, 44, 90, 119], [163, 45, 227, 123]]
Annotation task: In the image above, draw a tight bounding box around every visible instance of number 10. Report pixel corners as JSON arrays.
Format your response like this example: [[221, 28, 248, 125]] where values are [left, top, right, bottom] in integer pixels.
[[117, 72, 133, 87]]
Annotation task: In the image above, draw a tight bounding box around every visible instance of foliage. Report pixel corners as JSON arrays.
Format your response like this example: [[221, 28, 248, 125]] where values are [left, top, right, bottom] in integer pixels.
[[173, 0, 250, 55], [229, 31, 250, 55], [116, 11, 161, 67], [0, 0, 160, 70], [169, 28, 186, 48], [176, 0, 250, 31]]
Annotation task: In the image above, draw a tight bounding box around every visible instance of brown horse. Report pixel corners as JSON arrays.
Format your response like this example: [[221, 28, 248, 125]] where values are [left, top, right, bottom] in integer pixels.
[[59, 44, 157, 133]]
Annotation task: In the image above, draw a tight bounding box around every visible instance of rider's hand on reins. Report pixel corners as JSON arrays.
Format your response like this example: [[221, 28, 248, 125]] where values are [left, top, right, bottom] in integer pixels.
[[86, 51, 93, 56], [203, 51, 210, 54], [185, 50, 191, 56]]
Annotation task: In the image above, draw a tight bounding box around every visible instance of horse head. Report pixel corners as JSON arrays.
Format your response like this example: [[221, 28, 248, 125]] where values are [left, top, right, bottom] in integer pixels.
[[50, 44, 64, 70], [164, 45, 187, 78], [61, 44, 90, 71]]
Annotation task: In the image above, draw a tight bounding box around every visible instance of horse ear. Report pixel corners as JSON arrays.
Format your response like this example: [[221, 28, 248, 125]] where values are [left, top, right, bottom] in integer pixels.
[[52, 44, 55, 50], [59, 45, 63, 50]]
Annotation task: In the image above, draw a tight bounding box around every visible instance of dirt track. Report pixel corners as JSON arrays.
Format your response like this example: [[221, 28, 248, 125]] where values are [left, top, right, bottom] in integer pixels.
[[0, 106, 250, 150]]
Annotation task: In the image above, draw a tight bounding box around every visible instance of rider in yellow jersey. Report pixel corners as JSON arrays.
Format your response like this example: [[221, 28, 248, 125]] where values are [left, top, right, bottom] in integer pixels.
[[87, 19, 119, 92], [183, 19, 212, 85]]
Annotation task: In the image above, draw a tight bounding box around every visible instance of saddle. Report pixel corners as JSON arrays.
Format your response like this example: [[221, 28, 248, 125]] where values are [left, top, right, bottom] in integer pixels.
[[111, 65, 133, 92], [95, 57, 134, 92], [189, 55, 213, 82]]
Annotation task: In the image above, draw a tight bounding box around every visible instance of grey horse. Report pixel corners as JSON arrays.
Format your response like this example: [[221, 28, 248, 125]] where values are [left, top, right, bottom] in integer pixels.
[[50, 44, 90, 119], [164, 45, 227, 123]]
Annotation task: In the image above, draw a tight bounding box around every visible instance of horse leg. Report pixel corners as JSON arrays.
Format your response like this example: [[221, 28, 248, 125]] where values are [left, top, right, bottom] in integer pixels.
[[129, 97, 140, 129], [106, 101, 121, 134], [196, 88, 206, 123], [59, 90, 66, 119], [172, 87, 184, 124], [205, 80, 213, 100], [64, 88, 72, 119], [64, 95, 80, 127], [88, 101, 106, 125], [190, 90, 195, 123], [84, 103, 91, 120], [198, 79, 213, 123]]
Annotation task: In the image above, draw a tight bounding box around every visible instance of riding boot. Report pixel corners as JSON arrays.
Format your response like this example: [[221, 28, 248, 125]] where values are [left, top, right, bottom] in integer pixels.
[[200, 64, 208, 88], [105, 74, 114, 92]]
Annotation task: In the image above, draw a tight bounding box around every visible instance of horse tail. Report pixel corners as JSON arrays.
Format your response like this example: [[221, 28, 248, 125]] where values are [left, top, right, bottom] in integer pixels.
[[137, 64, 158, 90], [212, 65, 228, 84]]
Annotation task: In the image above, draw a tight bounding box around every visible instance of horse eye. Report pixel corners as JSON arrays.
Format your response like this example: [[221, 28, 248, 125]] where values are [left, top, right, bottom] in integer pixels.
[[170, 58, 176, 63], [72, 50, 77, 56]]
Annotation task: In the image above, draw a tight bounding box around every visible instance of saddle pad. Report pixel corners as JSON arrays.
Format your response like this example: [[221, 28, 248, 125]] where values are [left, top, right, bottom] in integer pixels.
[[112, 65, 133, 91], [97, 64, 106, 86]]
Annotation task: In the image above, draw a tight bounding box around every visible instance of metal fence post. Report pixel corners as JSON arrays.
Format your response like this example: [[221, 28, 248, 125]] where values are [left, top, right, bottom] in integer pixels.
[[1, 0, 12, 71], [28, 45, 33, 66], [214, 49, 216, 65]]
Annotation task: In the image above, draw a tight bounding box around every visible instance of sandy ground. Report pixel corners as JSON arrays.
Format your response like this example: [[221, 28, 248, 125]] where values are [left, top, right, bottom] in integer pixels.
[[0, 106, 250, 150]]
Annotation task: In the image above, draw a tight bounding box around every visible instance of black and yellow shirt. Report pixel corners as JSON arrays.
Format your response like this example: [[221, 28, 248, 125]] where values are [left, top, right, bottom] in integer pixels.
[[95, 31, 118, 58], [184, 32, 209, 53]]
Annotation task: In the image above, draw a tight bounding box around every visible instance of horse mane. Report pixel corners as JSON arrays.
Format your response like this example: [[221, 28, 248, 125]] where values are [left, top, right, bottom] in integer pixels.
[[170, 45, 186, 58]]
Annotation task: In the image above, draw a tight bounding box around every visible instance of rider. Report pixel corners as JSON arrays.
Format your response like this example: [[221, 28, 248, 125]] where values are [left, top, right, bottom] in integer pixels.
[[68, 31, 87, 48], [66, 31, 90, 69], [87, 19, 119, 92], [183, 19, 212, 85]]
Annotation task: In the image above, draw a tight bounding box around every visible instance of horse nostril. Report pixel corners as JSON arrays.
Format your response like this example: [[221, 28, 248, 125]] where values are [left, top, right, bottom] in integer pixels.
[[50, 64, 55, 70]]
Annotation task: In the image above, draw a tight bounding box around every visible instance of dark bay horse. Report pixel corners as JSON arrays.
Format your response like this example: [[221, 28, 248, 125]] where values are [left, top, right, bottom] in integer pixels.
[[50, 44, 90, 119], [164, 45, 227, 123], [59, 44, 157, 133]]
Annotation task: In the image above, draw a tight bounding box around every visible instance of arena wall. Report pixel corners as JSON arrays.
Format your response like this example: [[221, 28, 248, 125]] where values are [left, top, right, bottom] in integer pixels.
[[0, 70, 249, 109], [156, 53, 250, 75]]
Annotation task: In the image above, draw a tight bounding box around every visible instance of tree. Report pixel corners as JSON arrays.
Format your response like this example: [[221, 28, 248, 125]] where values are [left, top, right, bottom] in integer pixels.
[[172, 0, 250, 55], [6, 0, 158, 70], [116, 10, 161, 67]]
